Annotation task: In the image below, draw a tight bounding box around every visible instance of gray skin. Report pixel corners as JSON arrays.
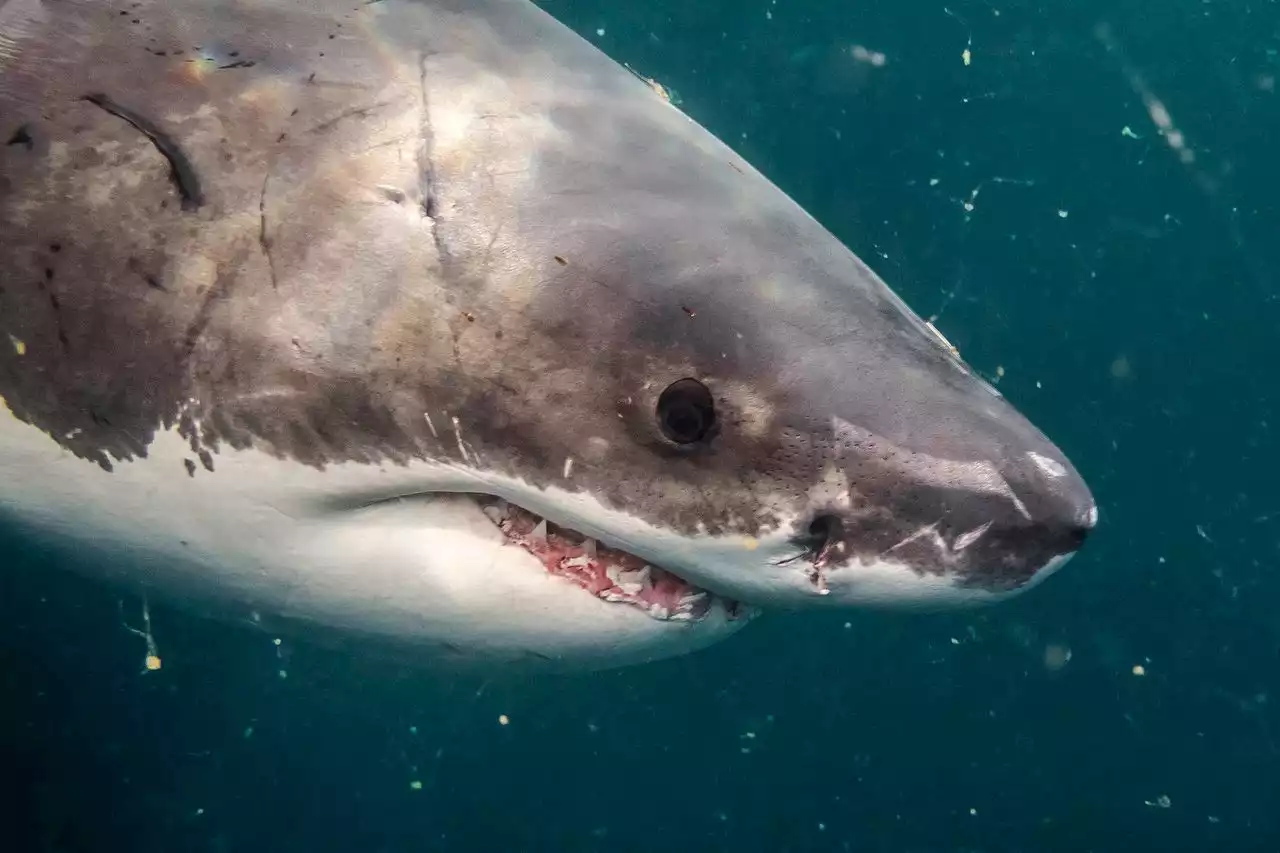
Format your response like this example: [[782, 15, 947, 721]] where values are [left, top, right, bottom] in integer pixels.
[[0, 0, 1093, 613]]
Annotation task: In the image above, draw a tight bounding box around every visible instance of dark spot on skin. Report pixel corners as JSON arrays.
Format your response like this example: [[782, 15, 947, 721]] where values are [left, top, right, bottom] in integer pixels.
[[81, 93, 204, 211], [656, 379, 717, 447], [681, 305, 696, 318], [553, 255, 567, 265], [6, 125, 33, 150], [198, 448, 214, 472], [290, 108, 299, 117], [47, 292, 70, 352], [308, 72, 317, 83], [127, 257, 165, 291], [423, 193, 438, 219], [184, 458, 196, 477], [49, 243, 61, 253], [218, 60, 257, 70]]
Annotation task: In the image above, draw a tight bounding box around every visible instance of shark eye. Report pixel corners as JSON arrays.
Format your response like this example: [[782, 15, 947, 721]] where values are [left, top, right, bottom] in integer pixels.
[[656, 378, 717, 445]]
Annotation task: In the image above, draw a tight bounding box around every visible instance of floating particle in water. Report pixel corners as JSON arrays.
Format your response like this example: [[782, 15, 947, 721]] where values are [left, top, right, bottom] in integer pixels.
[[1110, 355, 1133, 380], [944, 7, 974, 66], [850, 45, 887, 67], [498, 714, 510, 726], [1132, 664, 1147, 676], [409, 780, 423, 791], [121, 596, 162, 674], [1044, 643, 1073, 671]]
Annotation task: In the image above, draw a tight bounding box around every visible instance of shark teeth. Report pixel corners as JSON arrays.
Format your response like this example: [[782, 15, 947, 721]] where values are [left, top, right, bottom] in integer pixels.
[[475, 494, 750, 623], [481, 502, 506, 525], [679, 591, 709, 608], [623, 566, 653, 587]]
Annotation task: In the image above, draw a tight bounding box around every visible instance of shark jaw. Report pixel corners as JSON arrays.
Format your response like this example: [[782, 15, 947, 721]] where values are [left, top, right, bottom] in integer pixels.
[[473, 495, 752, 624]]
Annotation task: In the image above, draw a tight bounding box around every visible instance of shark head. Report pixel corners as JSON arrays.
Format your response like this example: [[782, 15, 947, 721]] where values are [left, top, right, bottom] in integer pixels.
[[0, 0, 1094, 669]]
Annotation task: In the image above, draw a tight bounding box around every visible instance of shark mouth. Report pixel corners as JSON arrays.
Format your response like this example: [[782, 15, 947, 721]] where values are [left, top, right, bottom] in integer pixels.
[[475, 496, 747, 623]]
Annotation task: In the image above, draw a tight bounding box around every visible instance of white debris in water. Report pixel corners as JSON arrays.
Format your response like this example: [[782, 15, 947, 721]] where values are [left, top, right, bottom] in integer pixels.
[[850, 45, 887, 67]]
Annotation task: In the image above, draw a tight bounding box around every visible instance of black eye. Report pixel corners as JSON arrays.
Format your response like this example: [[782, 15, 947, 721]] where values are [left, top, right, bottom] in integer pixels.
[[656, 378, 717, 446]]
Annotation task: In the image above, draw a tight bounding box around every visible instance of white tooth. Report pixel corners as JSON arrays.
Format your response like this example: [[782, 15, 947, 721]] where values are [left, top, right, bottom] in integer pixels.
[[530, 518, 548, 542], [680, 592, 708, 607], [561, 555, 590, 569], [481, 505, 504, 524], [616, 566, 651, 588], [605, 565, 623, 584], [618, 583, 642, 595], [582, 538, 597, 557], [649, 605, 670, 620], [670, 612, 694, 622], [601, 591, 628, 602]]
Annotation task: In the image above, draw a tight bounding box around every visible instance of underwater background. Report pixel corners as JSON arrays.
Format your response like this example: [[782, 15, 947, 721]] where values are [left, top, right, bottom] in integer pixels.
[[4, 0, 1279, 850]]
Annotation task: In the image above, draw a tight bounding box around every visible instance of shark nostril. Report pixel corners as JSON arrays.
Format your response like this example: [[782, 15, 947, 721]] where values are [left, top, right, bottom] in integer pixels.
[[806, 513, 843, 556]]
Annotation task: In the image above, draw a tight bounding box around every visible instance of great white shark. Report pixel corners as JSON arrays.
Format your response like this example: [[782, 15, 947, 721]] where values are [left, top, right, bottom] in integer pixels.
[[0, 0, 1096, 670]]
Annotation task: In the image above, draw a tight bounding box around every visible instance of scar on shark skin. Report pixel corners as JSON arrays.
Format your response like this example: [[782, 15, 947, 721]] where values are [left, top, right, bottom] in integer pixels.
[[82, 93, 205, 211]]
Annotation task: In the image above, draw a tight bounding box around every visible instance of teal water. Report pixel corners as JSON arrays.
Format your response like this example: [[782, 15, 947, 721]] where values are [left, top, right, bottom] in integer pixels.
[[4, 0, 1278, 850]]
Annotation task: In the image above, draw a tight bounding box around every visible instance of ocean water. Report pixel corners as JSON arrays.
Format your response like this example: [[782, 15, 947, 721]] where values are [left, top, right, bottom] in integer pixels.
[[4, 0, 1278, 850]]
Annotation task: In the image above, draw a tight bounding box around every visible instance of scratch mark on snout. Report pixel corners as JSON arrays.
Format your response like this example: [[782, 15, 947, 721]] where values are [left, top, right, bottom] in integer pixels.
[[310, 100, 396, 134]]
